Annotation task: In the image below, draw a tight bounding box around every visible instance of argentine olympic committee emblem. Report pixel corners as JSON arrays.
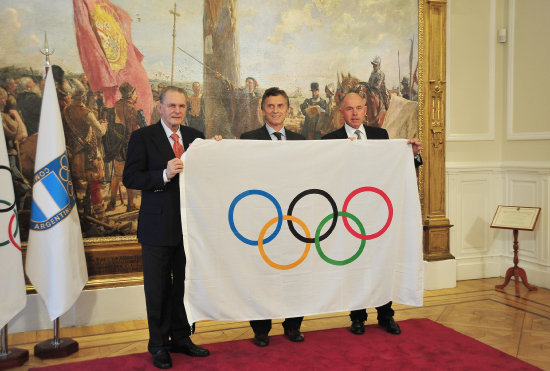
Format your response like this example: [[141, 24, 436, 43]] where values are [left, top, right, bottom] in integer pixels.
[[30, 153, 75, 231]]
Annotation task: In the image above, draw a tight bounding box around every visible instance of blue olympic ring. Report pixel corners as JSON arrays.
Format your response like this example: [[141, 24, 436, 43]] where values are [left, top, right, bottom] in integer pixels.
[[228, 189, 283, 246]]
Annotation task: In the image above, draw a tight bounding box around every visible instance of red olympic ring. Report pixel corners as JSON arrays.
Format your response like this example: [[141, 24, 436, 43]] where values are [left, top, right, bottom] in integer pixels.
[[341, 186, 393, 240], [9, 213, 21, 251]]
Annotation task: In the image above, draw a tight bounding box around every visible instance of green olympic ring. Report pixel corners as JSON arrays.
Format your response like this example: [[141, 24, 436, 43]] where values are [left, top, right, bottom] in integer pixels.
[[315, 211, 366, 266]]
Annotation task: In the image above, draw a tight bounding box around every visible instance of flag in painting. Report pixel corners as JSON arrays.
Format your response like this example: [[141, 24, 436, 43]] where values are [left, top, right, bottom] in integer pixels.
[[25, 71, 88, 321], [180, 139, 423, 325], [73, 0, 153, 123], [0, 116, 26, 328]]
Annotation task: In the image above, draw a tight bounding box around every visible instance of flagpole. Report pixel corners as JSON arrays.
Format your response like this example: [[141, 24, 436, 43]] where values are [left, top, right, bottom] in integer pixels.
[[0, 324, 29, 369], [53, 317, 61, 346], [169, 3, 180, 85], [34, 318, 79, 359], [30, 38, 80, 361], [40, 32, 54, 78]]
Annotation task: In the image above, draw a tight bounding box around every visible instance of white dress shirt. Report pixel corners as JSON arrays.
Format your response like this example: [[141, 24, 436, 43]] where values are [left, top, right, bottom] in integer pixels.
[[344, 123, 367, 140], [265, 123, 287, 141]]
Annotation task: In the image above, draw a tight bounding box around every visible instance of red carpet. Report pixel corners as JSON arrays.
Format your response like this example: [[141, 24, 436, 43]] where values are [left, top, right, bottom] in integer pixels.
[[32, 319, 538, 370]]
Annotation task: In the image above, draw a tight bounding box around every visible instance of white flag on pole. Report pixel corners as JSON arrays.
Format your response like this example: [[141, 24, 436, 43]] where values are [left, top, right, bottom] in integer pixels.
[[25, 71, 88, 321], [0, 115, 26, 328]]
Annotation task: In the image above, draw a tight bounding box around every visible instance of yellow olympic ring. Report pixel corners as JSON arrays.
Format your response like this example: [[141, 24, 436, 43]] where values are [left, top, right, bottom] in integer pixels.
[[258, 215, 311, 270]]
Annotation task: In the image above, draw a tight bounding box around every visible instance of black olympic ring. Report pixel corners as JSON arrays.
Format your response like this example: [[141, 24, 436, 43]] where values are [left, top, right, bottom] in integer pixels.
[[286, 189, 338, 243]]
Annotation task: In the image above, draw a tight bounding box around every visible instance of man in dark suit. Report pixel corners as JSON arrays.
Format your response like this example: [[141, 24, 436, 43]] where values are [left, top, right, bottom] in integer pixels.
[[240, 87, 305, 346], [123, 86, 211, 369], [322, 92, 422, 336]]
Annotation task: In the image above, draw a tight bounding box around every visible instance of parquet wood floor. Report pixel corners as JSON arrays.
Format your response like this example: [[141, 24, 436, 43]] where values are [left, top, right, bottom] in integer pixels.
[[5, 278, 550, 370]]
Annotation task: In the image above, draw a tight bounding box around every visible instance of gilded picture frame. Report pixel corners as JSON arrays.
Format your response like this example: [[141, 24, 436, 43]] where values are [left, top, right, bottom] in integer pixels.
[[0, 0, 447, 290]]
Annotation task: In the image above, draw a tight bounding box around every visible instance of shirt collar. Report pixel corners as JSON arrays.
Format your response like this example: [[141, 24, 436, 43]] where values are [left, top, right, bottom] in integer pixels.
[[344, 123, 366, 139], [161, 119, 181, 139], [265, 123, 286, 139]]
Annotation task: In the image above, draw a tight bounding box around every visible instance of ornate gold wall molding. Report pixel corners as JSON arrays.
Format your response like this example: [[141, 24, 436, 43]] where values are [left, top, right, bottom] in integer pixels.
[[419, 0, 454, 261]]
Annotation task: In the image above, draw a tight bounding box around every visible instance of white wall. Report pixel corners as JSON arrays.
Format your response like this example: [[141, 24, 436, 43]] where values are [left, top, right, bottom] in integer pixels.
[[9, 285, 147, 333], [446, 0, 550, 286]]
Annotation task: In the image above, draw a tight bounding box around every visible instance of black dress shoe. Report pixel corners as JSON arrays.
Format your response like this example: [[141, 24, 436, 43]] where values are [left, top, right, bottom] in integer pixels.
[[252, 333, 269, 347], [152, 349, 172, 369], [378, 317, 401, 335], [171, 337, 210, 357], [350, 320, 365, 335], [284, 328, 305, 342]]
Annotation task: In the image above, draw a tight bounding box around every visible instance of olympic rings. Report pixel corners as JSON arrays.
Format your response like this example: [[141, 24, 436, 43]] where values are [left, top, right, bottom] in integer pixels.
[[315, 211, 366, 266], [228, 186, 393, 270], [258, 215, 311, 270], [228, 190, 282, 246], [0, 166, 16, 213]]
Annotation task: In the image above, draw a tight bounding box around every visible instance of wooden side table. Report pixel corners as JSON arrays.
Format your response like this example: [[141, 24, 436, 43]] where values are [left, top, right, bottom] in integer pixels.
[[491, 206, 541, 297], [494, 229, 537, 297]]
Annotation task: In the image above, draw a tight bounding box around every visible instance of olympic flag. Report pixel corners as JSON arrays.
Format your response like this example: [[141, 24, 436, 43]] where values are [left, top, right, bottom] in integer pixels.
[[181, 139, 423, 325], [25, 71, 88, 321], [0, 115, 26, 328]]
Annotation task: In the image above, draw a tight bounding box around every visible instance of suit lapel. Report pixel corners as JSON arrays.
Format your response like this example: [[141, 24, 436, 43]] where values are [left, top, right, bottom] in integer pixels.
[[337, 125, 348, 139], [180, 125, 197, 150], [151, 122, 175, 161], [261, 125, 272, 140]]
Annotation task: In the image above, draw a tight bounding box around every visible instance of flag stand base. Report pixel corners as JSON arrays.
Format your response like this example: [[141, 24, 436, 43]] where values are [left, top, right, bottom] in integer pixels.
[[34, 338, 78, 359], [0, 348, 29, 370]]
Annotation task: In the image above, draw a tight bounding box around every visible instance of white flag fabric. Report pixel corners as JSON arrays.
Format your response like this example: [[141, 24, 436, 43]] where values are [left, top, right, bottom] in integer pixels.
[[0, 116, 26, 328], [181, 139, 423, 325], [25, 71, 88, 321]]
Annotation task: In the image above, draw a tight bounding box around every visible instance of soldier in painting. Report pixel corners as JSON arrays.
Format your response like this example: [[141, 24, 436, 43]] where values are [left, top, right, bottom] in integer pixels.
[[79, 73, 98, 114], [106, 82, 140, 212], [216, 73, 262, 138], [16, 76, 42, 136], [400, 76, 417, 101], [317, 83, 340, 136], [51, 65, 71, 112], [1, 86, 31, 210], [1, 78, 21, 121], [367, 56, 390, 110], [63, 87, 108, 221], [300, 82, 328, 139], [186, 81, 205, 133]]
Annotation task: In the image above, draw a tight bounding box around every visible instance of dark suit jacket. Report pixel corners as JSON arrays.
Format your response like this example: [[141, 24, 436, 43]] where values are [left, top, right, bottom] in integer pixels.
[[322, 124, 422, 167], [123, 121, 205, 246], [240, 123, 305, 331], [321, 124, 389, 140], [240, 124, 305, 141]]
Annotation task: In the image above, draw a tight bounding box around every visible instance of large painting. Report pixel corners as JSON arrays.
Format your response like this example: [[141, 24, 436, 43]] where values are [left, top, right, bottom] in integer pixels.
[[1, 0, 424, 284]]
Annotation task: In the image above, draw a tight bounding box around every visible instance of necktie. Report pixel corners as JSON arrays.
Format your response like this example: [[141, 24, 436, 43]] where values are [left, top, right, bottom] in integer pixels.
[[355, 130, 362, 140], [170, 133, 184, 158], [273, 132, 282, 140]]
